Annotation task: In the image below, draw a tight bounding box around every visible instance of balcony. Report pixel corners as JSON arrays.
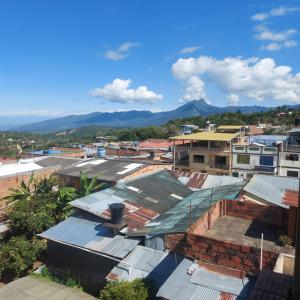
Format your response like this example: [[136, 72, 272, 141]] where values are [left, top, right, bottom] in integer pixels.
[[254, 165, 276, 173], [284, 145, 300, 153], [209, 163, 230, 170]]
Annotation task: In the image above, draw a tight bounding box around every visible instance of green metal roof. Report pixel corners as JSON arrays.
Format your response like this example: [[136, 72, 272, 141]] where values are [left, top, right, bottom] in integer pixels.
[[129, 182, 244, 236]]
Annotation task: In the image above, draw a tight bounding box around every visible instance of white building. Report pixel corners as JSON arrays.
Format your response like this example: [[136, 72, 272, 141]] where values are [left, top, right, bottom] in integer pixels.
[[279, 119, 300, 178], [231, 143, 279, 178]]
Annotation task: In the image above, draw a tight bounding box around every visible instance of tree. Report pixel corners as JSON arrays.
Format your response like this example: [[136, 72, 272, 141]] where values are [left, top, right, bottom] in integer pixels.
[[0, 236, 45, 281], [78, 172, 102, 197], [99, 279, 150, 300], [6, 175, 77, 237]]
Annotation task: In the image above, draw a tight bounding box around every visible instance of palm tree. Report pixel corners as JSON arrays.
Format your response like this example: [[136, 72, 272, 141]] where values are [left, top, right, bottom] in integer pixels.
[[78, 172, 103, 197]]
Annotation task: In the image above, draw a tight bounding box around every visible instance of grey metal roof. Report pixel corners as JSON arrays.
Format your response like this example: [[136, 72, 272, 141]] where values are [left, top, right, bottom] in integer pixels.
[[35, 156, 82, 169], [243, 175, 299, 207], [56, 158, 149, 182], [130, 182, 244, 236], [71, 170, 192, 215], [0, 276, 96, 300], [38, 212, 140, 259], [107, 246, 181, 288], [156, 258, 251, 300], [201, 175, 244, 189]]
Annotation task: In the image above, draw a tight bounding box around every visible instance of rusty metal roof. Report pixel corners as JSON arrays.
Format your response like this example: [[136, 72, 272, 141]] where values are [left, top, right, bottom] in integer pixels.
[[282, 189, 299, 207]]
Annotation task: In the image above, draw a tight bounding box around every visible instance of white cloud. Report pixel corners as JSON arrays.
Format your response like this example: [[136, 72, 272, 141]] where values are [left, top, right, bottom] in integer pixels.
[[104, 42, 140, 60], [180, 76, 205, 102], [227, 94, 239, 106], [90, 78, 163, 104], [254, 25, 298, 51], [255, 25, 297, 42], [180, 46, 200, 54], [172, 55, 300, 103], [251, 6, 300, 21]]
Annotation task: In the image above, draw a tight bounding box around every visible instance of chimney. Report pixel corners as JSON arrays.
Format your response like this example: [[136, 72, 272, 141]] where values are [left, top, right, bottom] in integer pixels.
[[103, 203, 126, 235], [295, 118, 300, 128]]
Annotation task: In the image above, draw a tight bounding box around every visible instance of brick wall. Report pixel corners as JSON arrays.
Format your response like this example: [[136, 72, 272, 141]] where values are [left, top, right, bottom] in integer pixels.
[[185, 233, 278, 274], [0, 167, 57, 199], [165, 199, 287, 274], [190, 201, 223, 235], [225, 200, 286, 229]]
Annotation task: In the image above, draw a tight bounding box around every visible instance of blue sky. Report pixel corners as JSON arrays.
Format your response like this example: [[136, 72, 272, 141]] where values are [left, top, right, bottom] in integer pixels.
[[0, 0, 299, 118]]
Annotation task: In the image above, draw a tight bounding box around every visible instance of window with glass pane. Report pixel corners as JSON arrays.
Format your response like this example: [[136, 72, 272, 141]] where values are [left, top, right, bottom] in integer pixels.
[[259, 155, 274, 166], [237, 154, 250, 164]]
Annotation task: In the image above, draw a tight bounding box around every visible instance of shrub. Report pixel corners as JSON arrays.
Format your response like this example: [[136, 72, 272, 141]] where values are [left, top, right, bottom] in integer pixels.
[[278, 234, 293, 246], [0, 236, 45, 280], [99, 279, 149, 300]]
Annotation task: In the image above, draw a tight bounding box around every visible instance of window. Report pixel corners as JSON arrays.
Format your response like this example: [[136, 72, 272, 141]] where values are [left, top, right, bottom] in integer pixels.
[[287, 170, 298, 178], [193, 155, 204, 163], [264, 147, 276, 152], [237, 154, 250, 164], [259, 156, 274, 166], [234, 146, 245, 151], [286, 154, 299, 161], [248, 146, 260, 152]]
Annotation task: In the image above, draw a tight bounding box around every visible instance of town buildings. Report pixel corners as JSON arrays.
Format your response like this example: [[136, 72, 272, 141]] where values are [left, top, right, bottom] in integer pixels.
[[171, 125, 246, 175]]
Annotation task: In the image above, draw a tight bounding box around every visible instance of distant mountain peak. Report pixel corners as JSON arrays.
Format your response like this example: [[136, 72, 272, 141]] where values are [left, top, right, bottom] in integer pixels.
[[11, 100, 270, 133]]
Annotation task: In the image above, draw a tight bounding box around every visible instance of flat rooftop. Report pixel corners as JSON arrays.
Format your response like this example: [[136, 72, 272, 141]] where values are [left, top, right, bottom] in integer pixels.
[[203, 216, 294, 255]]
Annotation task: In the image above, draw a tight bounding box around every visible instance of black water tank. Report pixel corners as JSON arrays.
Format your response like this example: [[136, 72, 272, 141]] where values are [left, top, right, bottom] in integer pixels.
[[109, 203, 125, 224], [295, 118, 300, 127]]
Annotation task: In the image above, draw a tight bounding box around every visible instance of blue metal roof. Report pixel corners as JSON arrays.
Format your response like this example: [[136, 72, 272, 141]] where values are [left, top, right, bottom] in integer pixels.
[[107, 246, 181, 288], [243, 174, 298, 207], [38, 212, 140, 259], [157, 258, 252, 300]]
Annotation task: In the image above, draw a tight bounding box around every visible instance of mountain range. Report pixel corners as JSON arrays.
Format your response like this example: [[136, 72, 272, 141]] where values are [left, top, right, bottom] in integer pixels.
[[11, 99, 271, 133]]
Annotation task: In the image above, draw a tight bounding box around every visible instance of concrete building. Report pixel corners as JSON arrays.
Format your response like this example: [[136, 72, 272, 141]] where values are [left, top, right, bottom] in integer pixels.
[[231, 135, 286, 178], [279, 118, 300, 178], [171, 126, 245, 175], [179, 124, 199, 135]]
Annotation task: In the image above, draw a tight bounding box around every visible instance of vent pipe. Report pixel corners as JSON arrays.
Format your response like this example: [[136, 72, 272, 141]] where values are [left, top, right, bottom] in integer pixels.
[[109, 203, 125, 225]]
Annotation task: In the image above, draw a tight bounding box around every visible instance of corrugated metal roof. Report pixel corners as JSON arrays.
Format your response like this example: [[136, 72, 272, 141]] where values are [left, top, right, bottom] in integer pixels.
[[0, 162, 43, 177], [156, 259, 219, 300], [243, 175, 299, 208], [170, 132, 238, 141], [35, 156, 82, 169], [130, 183, 243, 236], [0, 276, 96, 300], [248, 269, 292, 300], [172, 171, 244, 190], [217, 125, 244, 130], [107, 246, 180, 288], [157, 258, 251, 300], [71, 170, 192, 217], [56, 158, 149, 182], [38, 212, 140, 259]]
